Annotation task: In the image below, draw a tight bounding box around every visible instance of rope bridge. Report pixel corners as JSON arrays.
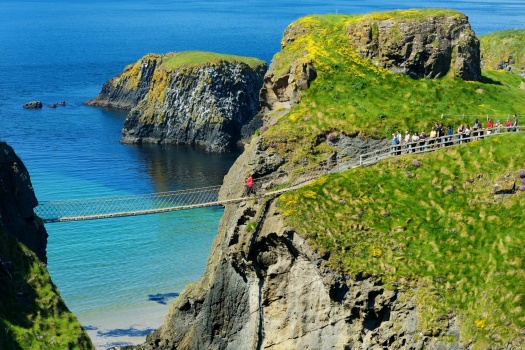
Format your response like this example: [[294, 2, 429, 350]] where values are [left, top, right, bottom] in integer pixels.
[[35, 127, 523, 223], [35, 164, 328, 223], [35, 185, 223, 223]]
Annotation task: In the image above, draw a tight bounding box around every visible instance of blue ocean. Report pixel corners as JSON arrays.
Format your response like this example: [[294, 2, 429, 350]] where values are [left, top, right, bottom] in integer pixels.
[[1, 0, 523, 348]]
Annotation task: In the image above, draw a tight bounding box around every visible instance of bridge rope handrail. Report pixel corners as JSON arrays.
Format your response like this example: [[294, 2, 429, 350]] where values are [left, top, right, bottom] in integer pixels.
[[440, 113, 521, 119], [35, 126, 523, 223], [37, 185, 224, 205], [333, 126, 524, 171]]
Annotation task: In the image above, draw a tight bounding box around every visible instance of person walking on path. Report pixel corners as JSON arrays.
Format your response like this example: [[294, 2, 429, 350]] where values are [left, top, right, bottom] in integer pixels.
[[446, 125, 453, 146], [246, 175, 254, 196], [495, 120, 502, 133], [486, 118, 493, 135], [513, 114, 518, 132], [404, 130, 410, 153]]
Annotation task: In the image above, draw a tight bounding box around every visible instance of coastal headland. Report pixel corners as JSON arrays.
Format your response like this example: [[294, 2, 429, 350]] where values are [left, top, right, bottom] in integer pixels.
[[2, 8, 525, 350], [125, 9, 525, 350]]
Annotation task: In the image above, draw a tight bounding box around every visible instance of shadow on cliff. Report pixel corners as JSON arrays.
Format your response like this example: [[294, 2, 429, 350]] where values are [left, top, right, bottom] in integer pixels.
[[0, 229, 70, 350], [480, 74, 503, 85], [0, 227, 42, 349]]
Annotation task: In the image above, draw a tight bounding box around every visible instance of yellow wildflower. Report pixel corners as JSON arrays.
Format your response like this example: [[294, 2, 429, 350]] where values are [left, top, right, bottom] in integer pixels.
[[303, 190, 317, 199], [475, 319, 487, 330]]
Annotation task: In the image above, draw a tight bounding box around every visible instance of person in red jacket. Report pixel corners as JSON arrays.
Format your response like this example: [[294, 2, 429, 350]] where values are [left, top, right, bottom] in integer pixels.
[[246, 175, 254, 196]]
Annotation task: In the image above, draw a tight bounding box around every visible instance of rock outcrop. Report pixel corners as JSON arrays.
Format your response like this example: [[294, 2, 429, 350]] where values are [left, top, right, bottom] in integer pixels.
[[347, 11, 481, 80], [128, 137, 462, 350], [259, 23, 317, 113], [259, 58, 317, 113], [23, 101, 43, 109], [85, 54, 163, 110], [86, 51, 267, 153], [0, 142, 47, 262]]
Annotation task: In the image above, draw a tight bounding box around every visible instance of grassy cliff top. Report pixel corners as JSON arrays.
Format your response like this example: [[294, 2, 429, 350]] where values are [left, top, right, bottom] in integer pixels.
[[355, 8, 462, 22], [0, 228, 93, 349], [480, 29, 525, 71], [278, 134, 525, 348], [161, 50, 265, 70], [262, 13, 525, 164]]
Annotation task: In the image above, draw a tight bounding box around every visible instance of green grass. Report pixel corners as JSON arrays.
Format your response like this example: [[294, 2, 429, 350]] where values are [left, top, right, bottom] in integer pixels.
[[161, 50, 265, 70], [262, 13, 525, 166], [356, 8, 462, 22], [277, 134, 525, 348], [0, 228, 93, 350], [480, 30, 525, 71]]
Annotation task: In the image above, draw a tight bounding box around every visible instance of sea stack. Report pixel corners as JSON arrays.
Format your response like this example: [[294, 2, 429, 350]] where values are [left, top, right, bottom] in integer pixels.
[[86, 51, 267, 153]]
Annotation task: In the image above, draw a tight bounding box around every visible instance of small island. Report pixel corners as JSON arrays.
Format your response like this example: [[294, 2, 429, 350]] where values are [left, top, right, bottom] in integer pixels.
[[86, 51, 267, 153]]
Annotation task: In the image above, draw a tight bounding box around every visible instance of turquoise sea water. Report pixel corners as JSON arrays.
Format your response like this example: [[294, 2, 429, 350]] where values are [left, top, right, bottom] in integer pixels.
[[1, 0, 523, 348]]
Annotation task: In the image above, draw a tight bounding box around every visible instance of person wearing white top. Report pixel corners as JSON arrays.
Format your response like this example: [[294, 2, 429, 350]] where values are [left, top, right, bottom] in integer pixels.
[[404, 130, 410, 153], [411, 132, 419, 152]]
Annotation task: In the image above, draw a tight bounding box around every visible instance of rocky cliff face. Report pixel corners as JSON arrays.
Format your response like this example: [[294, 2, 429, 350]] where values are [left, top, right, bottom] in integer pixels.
[[347, 12, 481, 80], [0, 142, 47, 263], [86, 52, 267, 153], [129, 137, 462, 350], [86, 53, 163, 110], [0, 142, 93, 349]]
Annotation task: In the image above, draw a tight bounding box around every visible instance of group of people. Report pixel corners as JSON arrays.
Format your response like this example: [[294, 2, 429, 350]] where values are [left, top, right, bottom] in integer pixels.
[[391, 114, 519, 154]]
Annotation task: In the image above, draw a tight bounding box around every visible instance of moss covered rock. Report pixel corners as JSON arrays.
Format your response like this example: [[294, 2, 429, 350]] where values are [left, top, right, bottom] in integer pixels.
[[346, 9, 481, 80], [480, 29, 525, 73]]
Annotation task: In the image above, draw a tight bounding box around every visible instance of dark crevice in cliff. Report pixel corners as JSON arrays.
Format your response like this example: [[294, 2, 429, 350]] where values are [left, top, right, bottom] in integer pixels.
[[329, 276, 350, 303], [363, 289, 398, 332], [241, 199, 273, 350], [255, 274, 264, 350], [230, 257, 248, 283]]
